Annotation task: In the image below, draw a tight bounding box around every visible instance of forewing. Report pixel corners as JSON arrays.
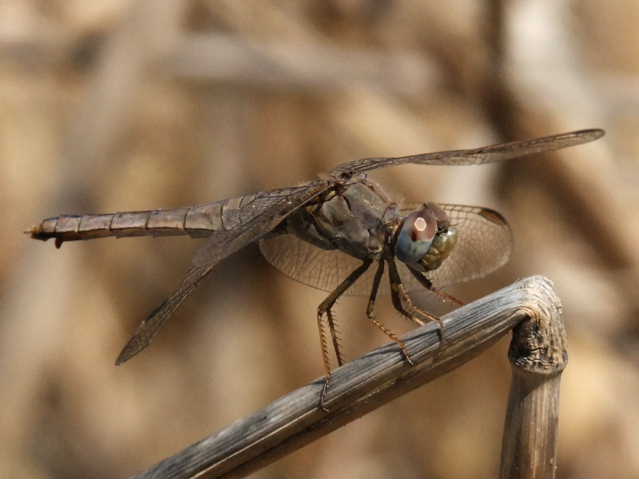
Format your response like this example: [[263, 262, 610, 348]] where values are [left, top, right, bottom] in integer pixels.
[[116, 180, 331, 364], [330, 129, 604, 177], [419, 203, 513, 287]]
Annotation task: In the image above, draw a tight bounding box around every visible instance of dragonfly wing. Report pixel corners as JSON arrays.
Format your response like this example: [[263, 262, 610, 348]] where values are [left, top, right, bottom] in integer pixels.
[[260, 202, 511, 295], [330, 129, 604, 177], [260, 234, 375, 295], [409, 203, 513, 287], [116, 263, 213, 364], [116, 180, 331, 364], [259, 234, 425, 296]]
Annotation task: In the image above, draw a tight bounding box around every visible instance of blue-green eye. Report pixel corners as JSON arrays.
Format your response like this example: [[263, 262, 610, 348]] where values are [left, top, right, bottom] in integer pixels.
[[394, 211, 436, 265], [395, 203, 458, 272]]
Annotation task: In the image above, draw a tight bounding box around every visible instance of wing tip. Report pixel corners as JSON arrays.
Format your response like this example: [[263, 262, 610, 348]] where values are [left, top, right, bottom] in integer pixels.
[[115, 336, 148, 365], [477, 207, 509, 227], [575, 128, 605, 142], [478, 208, 514, 266]]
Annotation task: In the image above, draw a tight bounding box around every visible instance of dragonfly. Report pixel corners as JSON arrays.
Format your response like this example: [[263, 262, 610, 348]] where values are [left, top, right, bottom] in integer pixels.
[[29, 128, 604, 390]]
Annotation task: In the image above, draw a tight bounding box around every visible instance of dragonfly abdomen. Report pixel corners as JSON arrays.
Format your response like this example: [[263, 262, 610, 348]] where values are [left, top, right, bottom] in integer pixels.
[[28, 204, 230, 247]]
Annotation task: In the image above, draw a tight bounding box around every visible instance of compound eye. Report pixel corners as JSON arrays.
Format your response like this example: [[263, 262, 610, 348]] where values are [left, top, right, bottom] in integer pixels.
[[395, 212, 436, 266]]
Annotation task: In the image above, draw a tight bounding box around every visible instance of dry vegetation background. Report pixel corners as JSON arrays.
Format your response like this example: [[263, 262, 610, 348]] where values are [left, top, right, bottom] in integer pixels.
[[1, 0, 638, 476]]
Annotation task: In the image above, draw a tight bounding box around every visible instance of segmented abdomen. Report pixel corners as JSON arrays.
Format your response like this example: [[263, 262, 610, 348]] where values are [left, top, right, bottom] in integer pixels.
[[29, 197, 250, 247]]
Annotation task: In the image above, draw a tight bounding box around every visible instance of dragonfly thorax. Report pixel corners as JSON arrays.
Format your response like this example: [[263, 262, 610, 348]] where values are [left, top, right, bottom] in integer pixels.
[[285, 180, 394, 260], [394, 203, 458, 273]]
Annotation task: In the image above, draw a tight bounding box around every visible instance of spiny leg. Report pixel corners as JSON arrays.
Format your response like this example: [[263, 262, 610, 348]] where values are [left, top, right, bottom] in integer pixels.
[[387, 259, 426, 327], [316, 311, 332, 394], [406, 266, 465, 307], [318, 259, 372, 367], [367, 260, 414, 366], [388, 258, 446, 344], [317, 259, 372, 409], [365, 260, 385, 320], [326, 310, 343, 367]]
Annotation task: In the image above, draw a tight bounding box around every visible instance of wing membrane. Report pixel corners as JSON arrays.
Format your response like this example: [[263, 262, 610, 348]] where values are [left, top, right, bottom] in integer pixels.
[[116, 180, 331, 364], [116, 263, 212, 364], [259, 203, 512, 296], [331, 129, 604, 177], [260, 233, 383, 296], [420, 204, 512, 286]]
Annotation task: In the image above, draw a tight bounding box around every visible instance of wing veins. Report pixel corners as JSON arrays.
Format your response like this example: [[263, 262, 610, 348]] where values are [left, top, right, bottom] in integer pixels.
[[331, 129, 604, 176], [116, 180, 331, 364]]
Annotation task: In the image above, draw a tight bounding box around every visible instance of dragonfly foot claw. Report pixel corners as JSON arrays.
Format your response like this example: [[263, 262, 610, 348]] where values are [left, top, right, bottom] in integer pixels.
[[318, 379, 331, 412]]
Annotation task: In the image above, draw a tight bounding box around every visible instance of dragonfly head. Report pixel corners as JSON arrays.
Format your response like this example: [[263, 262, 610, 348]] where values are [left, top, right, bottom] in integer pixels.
[[394, 202, 457, 272]]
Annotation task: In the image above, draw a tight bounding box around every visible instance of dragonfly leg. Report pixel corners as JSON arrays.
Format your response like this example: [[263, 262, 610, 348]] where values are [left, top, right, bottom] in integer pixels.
[[386, 259, 426, 327], [432, 288, 465, 306], [317, 259, 372, 410], [366, 260, 414, 366], [388, 259, 447, 346], [406, 266, 465, 306], [326, 310, 344, 367], [365, 260, 384, 319]]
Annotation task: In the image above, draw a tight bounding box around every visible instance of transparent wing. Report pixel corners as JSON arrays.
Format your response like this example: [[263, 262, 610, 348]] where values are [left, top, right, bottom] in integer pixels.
[[116, 262, 213, 364], [259, 203, 512, 296], [419, 204, 512, 286], [330, 129, 604, 177], [116, 180, 331, 364], [260, 234, 391, 296]]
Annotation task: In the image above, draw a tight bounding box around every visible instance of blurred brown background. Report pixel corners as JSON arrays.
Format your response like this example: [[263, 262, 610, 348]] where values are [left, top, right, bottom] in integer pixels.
[[1, 0, 638, 476]]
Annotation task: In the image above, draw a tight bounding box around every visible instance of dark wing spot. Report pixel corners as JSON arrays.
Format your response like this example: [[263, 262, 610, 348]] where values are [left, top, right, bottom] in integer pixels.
[[479, 208, 508, 226]]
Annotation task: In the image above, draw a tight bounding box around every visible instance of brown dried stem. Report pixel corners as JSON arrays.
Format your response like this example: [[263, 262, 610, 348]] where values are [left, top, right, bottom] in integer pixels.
[[499, 288, 567, 478], [129, 276, 561, 478]]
